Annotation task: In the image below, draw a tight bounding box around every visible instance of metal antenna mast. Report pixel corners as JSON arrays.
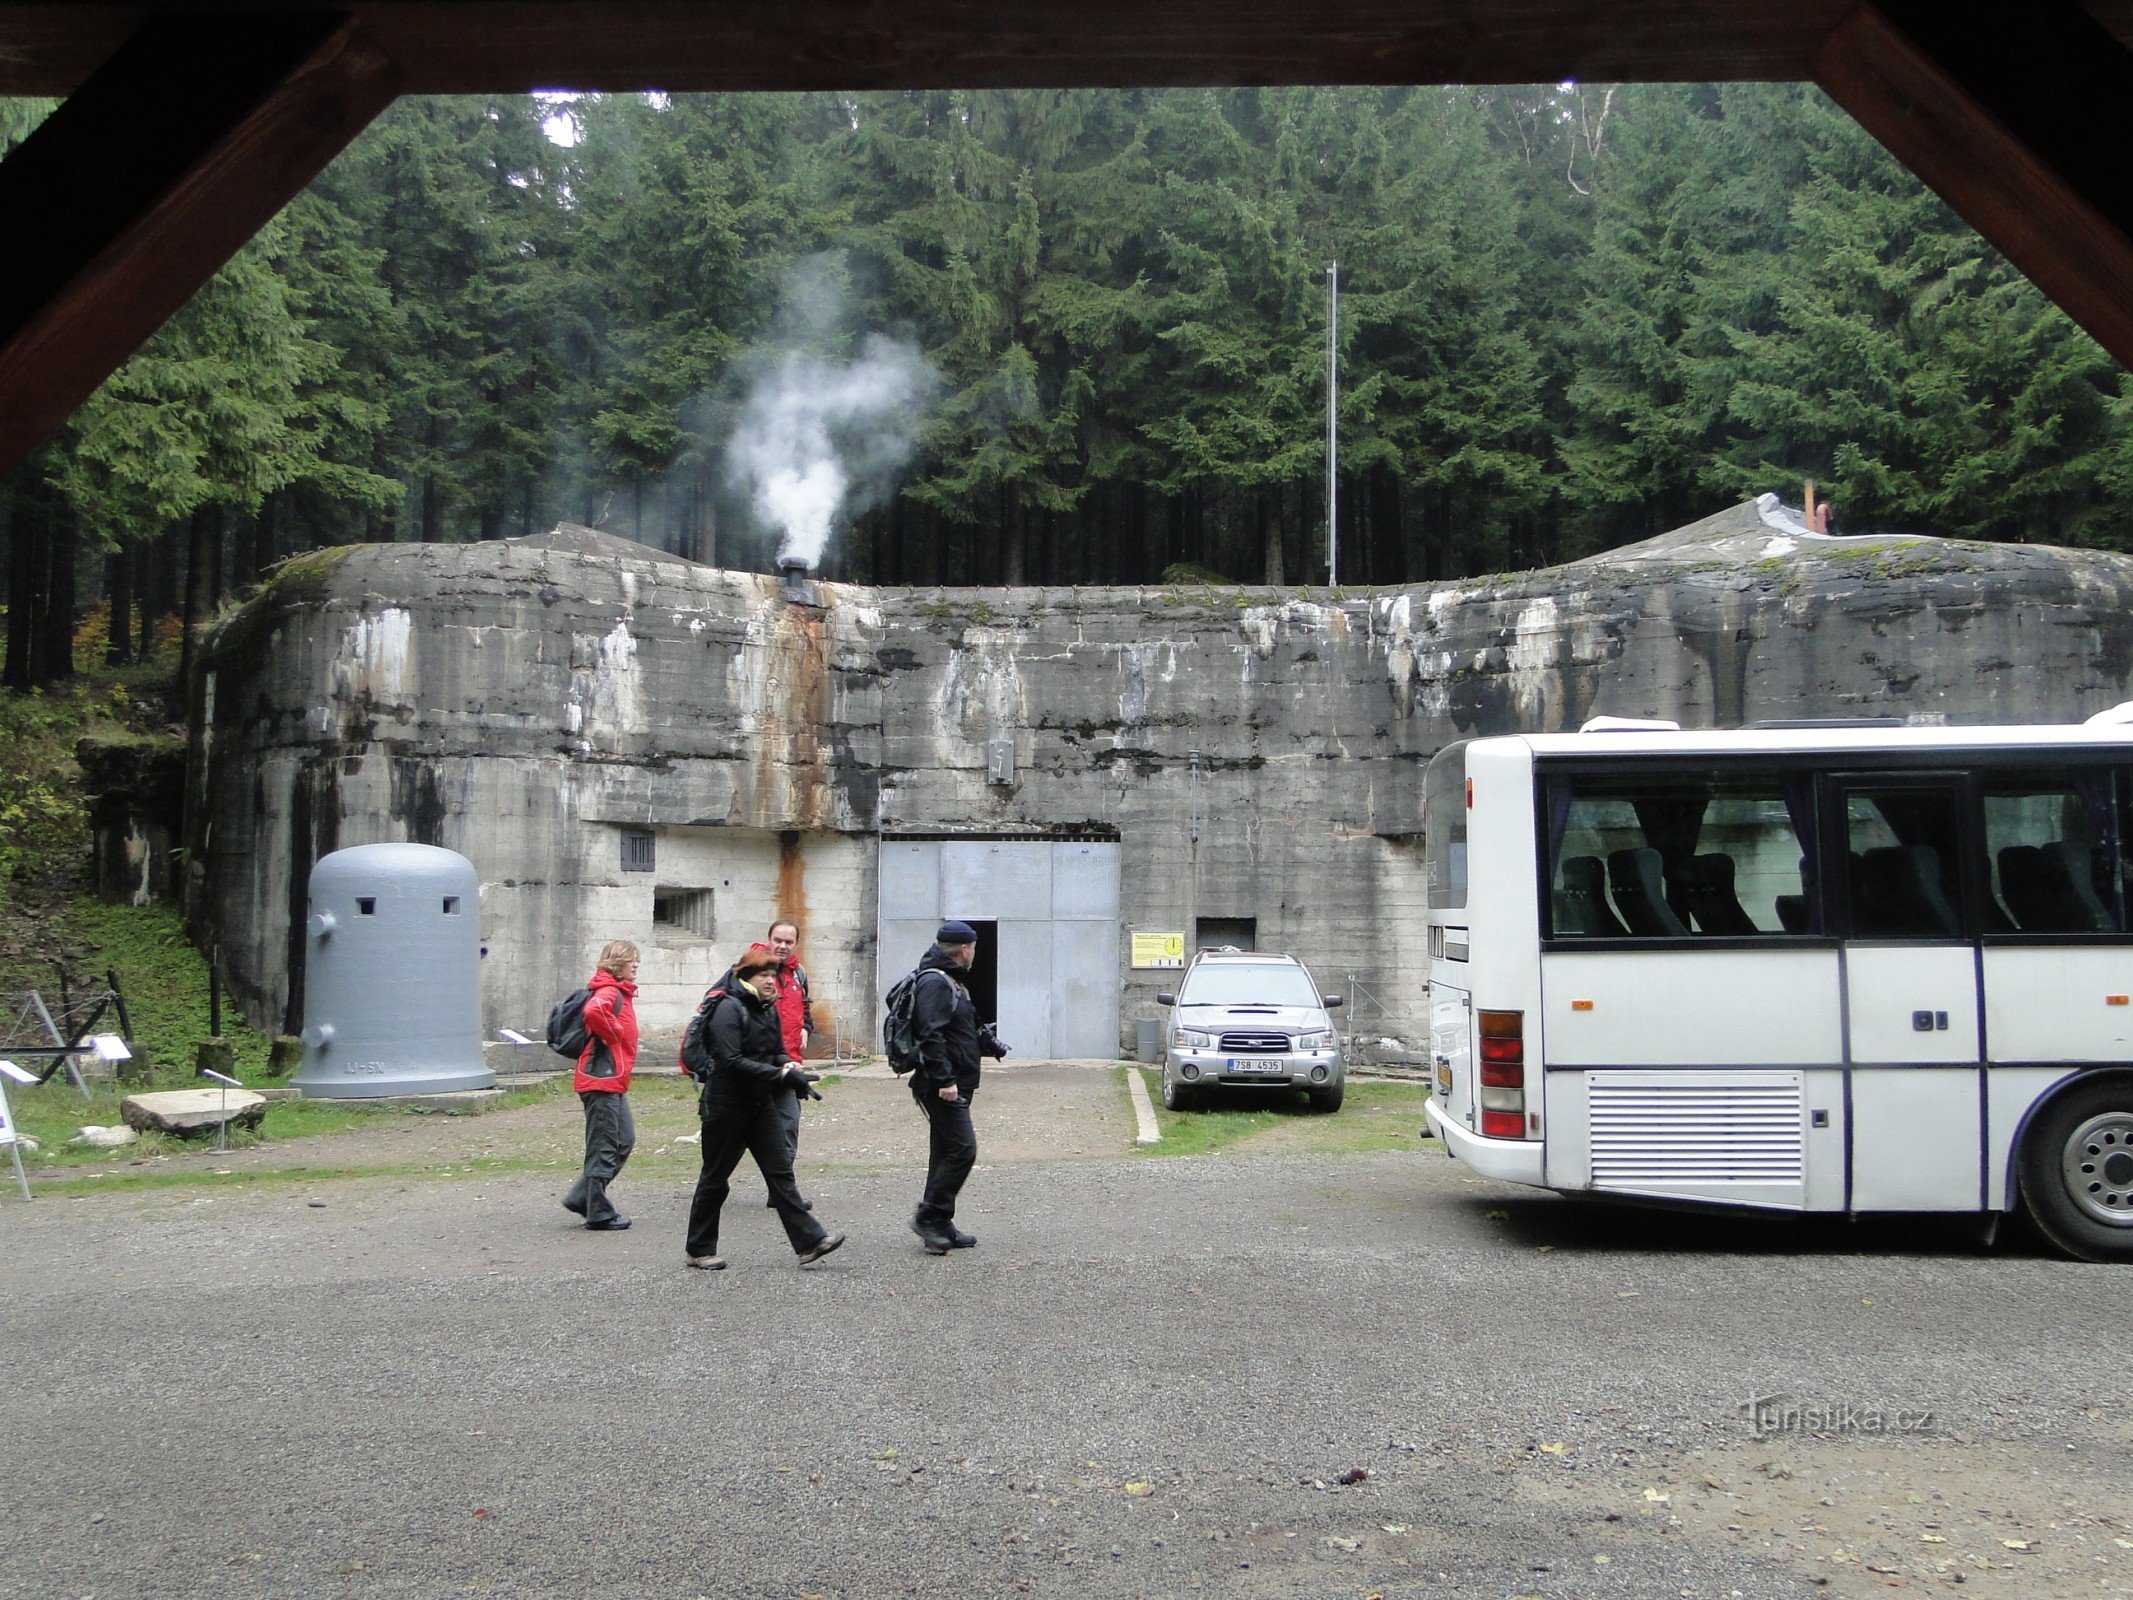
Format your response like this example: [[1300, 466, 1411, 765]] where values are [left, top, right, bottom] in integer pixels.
[[1326, 260, 1338, 587]]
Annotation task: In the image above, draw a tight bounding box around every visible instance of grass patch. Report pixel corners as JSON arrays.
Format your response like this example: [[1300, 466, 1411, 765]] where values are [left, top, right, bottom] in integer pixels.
[[61, 899, 275, 1079], [1135, 1073, 1434, 1158], [10, 1070, 584, 1186]]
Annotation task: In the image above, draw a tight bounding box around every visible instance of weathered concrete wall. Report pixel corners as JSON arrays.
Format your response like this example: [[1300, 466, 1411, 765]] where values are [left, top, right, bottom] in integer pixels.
[[190, 505, 2133, 1059]]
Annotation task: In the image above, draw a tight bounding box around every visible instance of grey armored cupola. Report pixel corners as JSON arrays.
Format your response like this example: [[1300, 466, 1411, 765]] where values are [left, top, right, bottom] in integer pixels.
[[291, 843, 495, 1098]]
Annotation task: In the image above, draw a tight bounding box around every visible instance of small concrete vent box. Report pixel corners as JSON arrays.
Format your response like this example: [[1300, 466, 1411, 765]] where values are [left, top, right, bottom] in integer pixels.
[[292, 843, 495, 1098]]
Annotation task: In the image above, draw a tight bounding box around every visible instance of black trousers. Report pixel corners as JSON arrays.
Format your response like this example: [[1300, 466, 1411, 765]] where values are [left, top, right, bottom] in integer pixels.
[[775, 1086, 800, 1159], [564, 1090, 634, 1226], [685, 1096, 826, 1259], [912, 1083, 977, 1229]]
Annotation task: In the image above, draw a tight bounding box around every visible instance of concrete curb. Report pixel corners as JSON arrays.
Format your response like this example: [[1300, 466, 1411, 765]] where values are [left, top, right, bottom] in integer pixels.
[[1123, 1065, 1162, 1145]]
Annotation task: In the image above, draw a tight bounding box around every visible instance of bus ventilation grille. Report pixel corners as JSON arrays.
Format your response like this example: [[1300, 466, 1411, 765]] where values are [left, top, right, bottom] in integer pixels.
[[1588, 1073, 1805, 1185]]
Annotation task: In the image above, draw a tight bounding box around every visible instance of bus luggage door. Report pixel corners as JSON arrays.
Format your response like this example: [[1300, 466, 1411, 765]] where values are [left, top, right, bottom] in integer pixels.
[[1830, 777, 1984, 1212]]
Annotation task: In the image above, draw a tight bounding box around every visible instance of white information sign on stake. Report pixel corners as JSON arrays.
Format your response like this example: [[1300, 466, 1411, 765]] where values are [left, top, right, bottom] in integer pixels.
[[0, 1065, 29, 1200]]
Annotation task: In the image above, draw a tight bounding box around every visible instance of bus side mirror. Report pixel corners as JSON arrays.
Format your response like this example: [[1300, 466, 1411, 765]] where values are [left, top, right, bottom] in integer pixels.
[[1157, 993, 1175, 1006], [1323, 995, 1344, 1008]]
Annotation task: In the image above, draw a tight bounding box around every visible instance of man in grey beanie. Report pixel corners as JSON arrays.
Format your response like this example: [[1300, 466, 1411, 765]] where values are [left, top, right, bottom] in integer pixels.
[[906, 920, 1006, 1254]]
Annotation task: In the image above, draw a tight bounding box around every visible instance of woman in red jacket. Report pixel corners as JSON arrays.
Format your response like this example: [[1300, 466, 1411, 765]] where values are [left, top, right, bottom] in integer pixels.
[[563, 939, 640, 1231]]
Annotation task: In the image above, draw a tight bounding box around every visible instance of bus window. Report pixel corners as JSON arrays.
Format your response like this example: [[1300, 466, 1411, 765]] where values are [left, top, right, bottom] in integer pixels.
[[1543, 771, 1815, 939], [1424, 742, 1468, 911], [1983, 771, 2126, 934], [1843, 789, 1963, 938]]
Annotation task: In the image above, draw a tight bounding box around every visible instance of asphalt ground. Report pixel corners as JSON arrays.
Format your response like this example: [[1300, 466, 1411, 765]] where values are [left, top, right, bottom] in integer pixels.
[[2, 1069, 2130, 1600]]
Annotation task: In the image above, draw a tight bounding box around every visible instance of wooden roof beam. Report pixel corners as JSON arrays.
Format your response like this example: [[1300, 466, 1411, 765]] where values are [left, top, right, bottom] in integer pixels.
[[0, 11, 398, 479], [1817, 0, 2133, 368]]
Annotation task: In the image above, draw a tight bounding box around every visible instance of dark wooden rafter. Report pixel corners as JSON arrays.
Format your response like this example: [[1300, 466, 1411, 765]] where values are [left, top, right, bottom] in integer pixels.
[[0, 11, 399, 479], [1815, 0, 2133, 369], [0, 2, 1854, 97]]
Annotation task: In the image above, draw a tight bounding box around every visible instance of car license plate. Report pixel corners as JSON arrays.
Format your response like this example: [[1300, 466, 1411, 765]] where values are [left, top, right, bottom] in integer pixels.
[[1229, 1059, 1284, 1074], [1435, 1062, 1452, 1095]]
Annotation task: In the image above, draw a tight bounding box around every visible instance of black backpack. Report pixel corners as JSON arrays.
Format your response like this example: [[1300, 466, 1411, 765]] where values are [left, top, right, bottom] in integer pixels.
[[546, 987, 592, 1058], [678, 983, 733, 1080], [883, 969, 950, 1075]]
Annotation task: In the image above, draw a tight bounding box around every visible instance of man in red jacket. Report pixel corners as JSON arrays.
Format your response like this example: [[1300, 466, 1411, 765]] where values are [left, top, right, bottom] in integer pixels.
[[765, 919, 814, 1161], [563, 939, 639, 1231]]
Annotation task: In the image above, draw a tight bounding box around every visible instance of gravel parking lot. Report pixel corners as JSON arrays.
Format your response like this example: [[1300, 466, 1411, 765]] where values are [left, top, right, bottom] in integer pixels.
[[2, 1065, 2128, 1600]]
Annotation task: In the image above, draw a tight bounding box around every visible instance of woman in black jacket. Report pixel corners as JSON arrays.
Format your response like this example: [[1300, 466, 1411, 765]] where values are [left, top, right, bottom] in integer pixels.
[[683, 945, 845, 1270]]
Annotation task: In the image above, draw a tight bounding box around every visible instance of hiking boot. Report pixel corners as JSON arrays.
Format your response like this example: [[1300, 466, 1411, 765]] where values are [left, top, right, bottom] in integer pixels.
[[686, 1254, 727, 1271], [797, 1233, 846, 1266], [946, 1228, 977, 1249], [909, 1217, 953, 1255], [585, 1216, 632, 1231]]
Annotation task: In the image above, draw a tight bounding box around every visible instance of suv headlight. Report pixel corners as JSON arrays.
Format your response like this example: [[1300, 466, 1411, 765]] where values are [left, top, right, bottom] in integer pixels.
[[1174, 1028, 1213, 1050], [1297, 1030, 1333, 1052]]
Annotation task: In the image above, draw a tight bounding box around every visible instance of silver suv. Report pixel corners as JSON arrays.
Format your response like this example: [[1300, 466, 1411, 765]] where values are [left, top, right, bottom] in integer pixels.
[[1156, 951, 1345, 1112]]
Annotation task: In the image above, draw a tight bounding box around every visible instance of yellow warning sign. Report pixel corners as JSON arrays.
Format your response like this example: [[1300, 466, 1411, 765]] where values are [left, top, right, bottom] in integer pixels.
[[1131, 931, 1186, 970]]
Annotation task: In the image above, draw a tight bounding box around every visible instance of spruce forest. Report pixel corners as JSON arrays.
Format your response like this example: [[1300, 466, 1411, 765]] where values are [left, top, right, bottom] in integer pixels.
[[5, 81, 2131, 690]]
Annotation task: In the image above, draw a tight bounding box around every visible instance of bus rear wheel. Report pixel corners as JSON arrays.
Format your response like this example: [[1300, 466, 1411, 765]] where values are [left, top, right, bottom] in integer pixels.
[[2019, 1077, 2133, 1262]]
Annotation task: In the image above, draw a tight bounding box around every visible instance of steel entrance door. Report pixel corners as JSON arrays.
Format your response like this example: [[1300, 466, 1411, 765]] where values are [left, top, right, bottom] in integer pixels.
[[876, 837, 1121, 1060]]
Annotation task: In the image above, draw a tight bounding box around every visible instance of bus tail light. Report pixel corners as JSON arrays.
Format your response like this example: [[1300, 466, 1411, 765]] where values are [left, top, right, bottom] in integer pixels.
[[1477, 1010, 1527, 1138]]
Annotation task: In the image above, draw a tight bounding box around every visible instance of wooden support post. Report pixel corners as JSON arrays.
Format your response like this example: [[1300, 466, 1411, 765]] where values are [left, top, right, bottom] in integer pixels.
[[0, 12, 400, 480], [1816, 0, 2133, 369]]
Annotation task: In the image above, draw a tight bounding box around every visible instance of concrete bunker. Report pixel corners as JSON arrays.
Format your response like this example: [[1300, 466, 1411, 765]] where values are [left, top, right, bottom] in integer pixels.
[[185, 504, 2133, 1066]]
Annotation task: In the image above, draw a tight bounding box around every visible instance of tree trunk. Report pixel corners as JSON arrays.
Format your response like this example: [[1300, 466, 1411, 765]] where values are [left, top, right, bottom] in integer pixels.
[[1004, 486, 1026, 587], [1261, 486, 1285, 586], [42, 495, 75, 682], [4, 472, 43, 689], [105, 542, 133, 664], [231, 505, 257, 594], [695, 485, 717, 567], [149, 521, 180, 651], [179, 501, 222, 701]]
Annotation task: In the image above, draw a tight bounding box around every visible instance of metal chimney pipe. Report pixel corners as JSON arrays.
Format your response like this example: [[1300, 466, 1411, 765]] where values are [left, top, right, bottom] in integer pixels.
[[776, 555, 819, 606]]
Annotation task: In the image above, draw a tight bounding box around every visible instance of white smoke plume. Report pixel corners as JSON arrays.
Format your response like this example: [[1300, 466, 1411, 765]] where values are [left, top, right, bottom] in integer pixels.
[[725, 313, 937, 571]]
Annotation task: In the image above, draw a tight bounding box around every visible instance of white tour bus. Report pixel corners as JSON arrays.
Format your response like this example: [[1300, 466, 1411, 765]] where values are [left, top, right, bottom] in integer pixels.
[[1422, 708, 2133, 1260]]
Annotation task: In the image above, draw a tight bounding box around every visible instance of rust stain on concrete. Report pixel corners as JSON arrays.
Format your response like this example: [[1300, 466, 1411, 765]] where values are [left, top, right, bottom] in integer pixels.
[[742, 597, 832, 829]]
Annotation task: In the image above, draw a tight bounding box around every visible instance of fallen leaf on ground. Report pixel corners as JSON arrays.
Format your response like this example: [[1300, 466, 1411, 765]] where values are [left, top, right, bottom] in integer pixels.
[[1124, 1482, 1154, 1497], [1538, 1442, 1566, 1455]]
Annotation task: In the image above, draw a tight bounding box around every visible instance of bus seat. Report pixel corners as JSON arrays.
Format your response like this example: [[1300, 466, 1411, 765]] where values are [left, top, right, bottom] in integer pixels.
[[2040, 841, 2113, 932], [1554, 854, 1629, 937], [1775, 853, 1816, 934], [1676, 853, 1761, 935], [1857, 844, 1960, 937], [1997, 844, 2048, 930], [1607, 847, 1690, 937]]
